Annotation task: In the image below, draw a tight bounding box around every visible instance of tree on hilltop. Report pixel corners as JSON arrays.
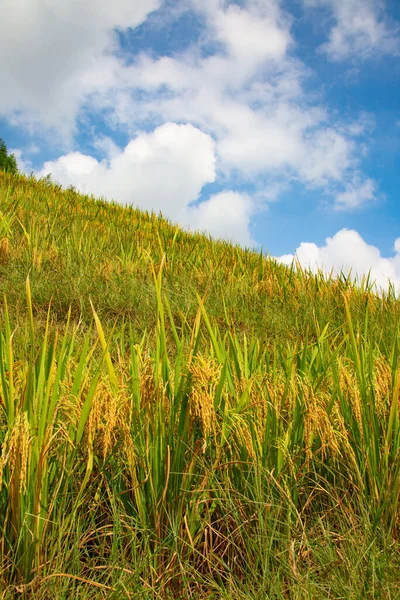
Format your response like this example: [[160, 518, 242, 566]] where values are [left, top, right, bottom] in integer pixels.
[[0, 138, 18, 174]]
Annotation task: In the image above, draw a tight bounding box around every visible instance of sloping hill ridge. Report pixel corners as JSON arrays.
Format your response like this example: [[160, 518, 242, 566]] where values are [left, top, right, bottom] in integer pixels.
[[0, 171, 400, 598], [0, 171, 398, 347]]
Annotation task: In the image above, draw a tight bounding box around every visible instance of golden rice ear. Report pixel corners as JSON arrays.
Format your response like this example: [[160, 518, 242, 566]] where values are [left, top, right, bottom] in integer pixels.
[[189, 355, 221, 438], [139, 355, 157, 411], [338, 359, 363, 433], [0, 236, 10, 265], [0, 412, 30, 495], [373, 356, 392, 419], [87, 380, 121, 460]]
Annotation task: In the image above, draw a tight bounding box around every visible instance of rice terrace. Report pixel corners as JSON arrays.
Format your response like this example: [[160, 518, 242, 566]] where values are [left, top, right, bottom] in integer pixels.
[[0, 166, 399, 599]]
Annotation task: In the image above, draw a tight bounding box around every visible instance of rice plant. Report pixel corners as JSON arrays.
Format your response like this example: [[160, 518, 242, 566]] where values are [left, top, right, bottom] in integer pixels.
[[0, 171, 399, 598]]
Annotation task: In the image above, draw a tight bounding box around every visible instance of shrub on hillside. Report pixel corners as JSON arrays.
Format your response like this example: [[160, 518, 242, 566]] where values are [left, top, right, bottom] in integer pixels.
[[0, 138, 18, 174]]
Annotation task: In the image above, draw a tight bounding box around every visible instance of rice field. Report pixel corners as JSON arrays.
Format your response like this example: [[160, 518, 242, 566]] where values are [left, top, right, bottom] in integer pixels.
[[0, 171, 400, 598]]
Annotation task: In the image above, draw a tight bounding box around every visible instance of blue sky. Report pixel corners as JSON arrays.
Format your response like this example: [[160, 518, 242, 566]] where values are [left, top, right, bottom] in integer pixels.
[[0, 0, 399, 291]]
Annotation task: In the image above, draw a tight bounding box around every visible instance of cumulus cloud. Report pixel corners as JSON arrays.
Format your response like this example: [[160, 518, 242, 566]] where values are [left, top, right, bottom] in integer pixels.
[[35, 123, 257, 244], [0, 0, 161, 136], [1, 0, 383, 216], [36, 123, 216, 216], [183, 191, 256, 246], [210, 2, 291, 66], [277, 229, 400, 293], [93, 0, 371, 202], [303, 0, 400, 61]]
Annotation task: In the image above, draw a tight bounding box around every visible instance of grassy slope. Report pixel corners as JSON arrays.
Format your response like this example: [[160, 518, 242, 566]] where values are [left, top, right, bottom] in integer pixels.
[[1, 171, 399, 348], [0, 171, 400, 599]]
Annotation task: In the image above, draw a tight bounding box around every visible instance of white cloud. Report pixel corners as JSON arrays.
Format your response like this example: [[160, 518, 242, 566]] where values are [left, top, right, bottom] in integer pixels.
[[183, 191, 256, 246], [211, 2, 291, 66], [94, 1, 368, 199], [277, 228, 400, 293], [35, 123, 257, 245], [36, 123, 216, 217], [303, 0, 400, 61], [334, 175, 378, 210], [11, 149, 33, 175], [2, 0, 382, 219], [297, 127, 353, 184], [0, 0, 161, 137]]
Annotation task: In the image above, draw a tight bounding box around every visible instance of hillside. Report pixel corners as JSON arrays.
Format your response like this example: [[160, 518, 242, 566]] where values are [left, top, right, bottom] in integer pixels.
[[0, 171, 400, 598], [1, 171, 399, 347]]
